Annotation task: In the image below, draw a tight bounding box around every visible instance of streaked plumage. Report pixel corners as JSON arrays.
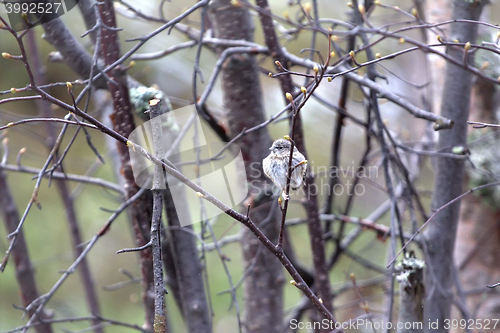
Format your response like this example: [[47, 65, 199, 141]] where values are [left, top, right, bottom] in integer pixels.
[[263, 139, 307, 195]]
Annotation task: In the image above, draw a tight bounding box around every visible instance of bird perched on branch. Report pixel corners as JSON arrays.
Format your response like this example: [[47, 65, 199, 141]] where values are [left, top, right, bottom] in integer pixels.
[[263, 138, 308, 200]]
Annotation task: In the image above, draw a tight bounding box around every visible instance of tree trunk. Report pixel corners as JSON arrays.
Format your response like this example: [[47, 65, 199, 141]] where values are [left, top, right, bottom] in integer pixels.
[[453, 34, 500, 330], [98, 1, 156, 329], [423, 2, 485, 332], [0, 168, 54, 333], [208, 1, 284, 332]]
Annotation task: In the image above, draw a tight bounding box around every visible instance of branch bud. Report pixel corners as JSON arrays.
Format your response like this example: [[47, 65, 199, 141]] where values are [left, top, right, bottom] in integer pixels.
[[399, 37, 405, 44], [349, 50, 355, 59], [331, 35, 338, 42], [327, 77, 332, 82], [452, 146, 469, 155], [330, 51, 335, 58], [300, 86, 307, 95], [358, 4, 365, 15], [285, 92, 293, 101], [411, 8, 418, 18], [66, 82, 73, 90], [10, 88, 17, 94], [313, 65, 319, 73], [290, 279, 297, 286], [196, 192, 205, 198], [268, 72, 273, 77], [436, 35, 444, 43], [464, 41, 471, 52], [283, 135, 291, 141], [375, 53, 381, 58], [302, 2, 311, 14], [2, 52, 12, 59]]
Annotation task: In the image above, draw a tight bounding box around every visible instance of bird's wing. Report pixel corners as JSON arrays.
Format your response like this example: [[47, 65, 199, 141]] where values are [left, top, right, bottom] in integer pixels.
[[292, 152, 306, 164]]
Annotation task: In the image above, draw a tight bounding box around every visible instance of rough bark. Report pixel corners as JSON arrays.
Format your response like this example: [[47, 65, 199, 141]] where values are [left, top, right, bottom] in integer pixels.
[[423, 2, 485, 332], [208, 1, 284, 332], [98, 1, 156, 329], [149, 100, 167, 333], [396, 257, 425, 333]]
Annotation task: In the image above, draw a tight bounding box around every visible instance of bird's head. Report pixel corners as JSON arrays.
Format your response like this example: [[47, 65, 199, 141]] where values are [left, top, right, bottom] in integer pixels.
[[269, 139, 292, 155]]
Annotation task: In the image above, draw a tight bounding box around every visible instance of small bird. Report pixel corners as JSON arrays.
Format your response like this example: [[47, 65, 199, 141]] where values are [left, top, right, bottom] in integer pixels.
[[263, 138, 308, 199]]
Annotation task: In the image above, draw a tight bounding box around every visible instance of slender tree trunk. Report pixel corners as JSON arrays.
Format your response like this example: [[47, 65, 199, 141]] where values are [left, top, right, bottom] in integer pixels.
[[97, 1, 156, 329], [454, 31, 500, 326], [423, 2, 484, 332], [208, 1, 284, 331], [0, 169, 54, 333], [255, 3, 333, 329]]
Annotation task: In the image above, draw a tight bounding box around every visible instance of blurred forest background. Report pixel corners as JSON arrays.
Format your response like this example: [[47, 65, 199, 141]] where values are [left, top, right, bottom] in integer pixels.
[[1, 0, 500, 332]]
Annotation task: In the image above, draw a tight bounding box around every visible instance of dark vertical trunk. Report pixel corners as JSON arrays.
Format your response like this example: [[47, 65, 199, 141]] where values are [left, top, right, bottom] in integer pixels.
[[208, 1, 284, 331], [423, 2, 484, 332], [0, 168, 54, 333], [98, 1, 156, 329], [254, 2, 333, 327]]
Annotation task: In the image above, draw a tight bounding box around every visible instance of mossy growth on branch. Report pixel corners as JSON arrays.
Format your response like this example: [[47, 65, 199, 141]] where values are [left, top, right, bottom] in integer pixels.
[[130, 86, 172, 120], [129, 86, 179, 133]]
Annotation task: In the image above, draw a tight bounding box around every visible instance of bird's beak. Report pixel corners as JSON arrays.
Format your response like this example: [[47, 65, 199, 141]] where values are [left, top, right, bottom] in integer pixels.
[[269, 147, 273, 151]]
